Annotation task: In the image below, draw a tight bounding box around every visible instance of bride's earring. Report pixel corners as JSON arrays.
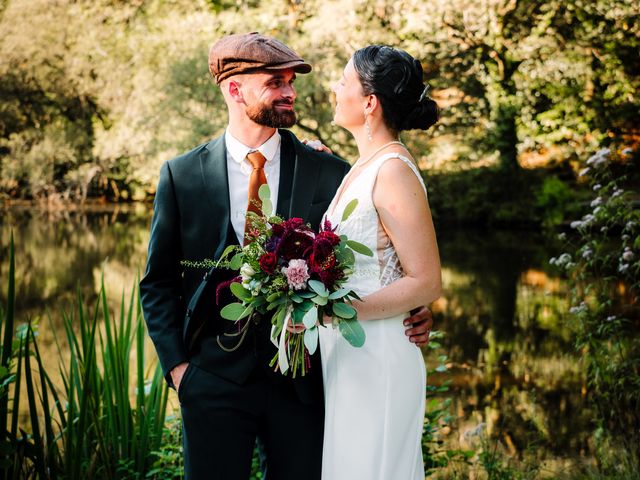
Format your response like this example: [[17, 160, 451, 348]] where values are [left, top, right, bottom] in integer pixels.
[[365, 113, 373, 142]]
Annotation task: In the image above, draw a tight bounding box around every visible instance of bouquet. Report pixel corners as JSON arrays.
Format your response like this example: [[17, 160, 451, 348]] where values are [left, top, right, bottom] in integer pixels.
[[210, 184, 372, 376]]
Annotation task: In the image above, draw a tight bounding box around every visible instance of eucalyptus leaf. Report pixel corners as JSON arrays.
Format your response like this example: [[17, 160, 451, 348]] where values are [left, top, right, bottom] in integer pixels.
[[302, 306, 318, 329], [342, 199, 358, 221], [308, 279, 329, 297], [229, 254, 243, 270], [297, 291, 317, 299], [266, 292, 282, 303], [346, 240, 374, 257], [230, 282, 252, 301], [304, 327, 319, 355], [338, 319, 366, 347], [262, 199, 273, 217], [328, 288, 350, 300], [218, 244, 237, 262], [220, 303, 247, 321], [258, 184, 271, 202], [332, 302, 356, 319], [312, 295, 328, 306]]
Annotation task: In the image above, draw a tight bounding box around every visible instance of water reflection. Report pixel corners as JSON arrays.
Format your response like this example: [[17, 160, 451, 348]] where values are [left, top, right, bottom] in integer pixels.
[[433, 228, 592, 467], [0, 209, 593, 467]]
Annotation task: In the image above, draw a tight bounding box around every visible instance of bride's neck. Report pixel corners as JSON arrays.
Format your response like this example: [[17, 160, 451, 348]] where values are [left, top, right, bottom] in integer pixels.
[[354, 129, 400, 163]]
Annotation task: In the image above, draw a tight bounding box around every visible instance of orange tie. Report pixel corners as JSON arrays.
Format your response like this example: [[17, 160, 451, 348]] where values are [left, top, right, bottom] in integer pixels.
[[244, 151, 268, 242]]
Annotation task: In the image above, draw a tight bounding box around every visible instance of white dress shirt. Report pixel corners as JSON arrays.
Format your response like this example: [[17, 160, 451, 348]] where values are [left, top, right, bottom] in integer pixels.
[[225, 129, 281, 244]]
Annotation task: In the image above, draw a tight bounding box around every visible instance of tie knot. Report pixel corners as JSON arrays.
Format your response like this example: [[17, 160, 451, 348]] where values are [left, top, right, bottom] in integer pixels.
[[246, 151, 267, 170]]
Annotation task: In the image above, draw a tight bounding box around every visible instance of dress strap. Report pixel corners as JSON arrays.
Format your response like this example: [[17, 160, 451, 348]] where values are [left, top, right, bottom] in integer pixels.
[[371, 153, 428, 198]]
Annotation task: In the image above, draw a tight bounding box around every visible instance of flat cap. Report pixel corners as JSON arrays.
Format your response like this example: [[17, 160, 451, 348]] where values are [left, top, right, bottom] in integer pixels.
[[209, 32, 312, 84]]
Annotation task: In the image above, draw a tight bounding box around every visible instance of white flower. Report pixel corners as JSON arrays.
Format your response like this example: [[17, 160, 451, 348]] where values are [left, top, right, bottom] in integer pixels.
[[593, 207, 602, 215], [593, 184, 602, 191], [582, 214, 596, 226], [248, 279, 262, 296], [606, 315, 616, 322], [570, 220, 583, 229], [240, 263, 256, 283], [582, 248, 593, 259], [557, 233, 567, 241], [611, 189, 624, 199], [569, 302, 588, 314], [622, 234, 630, 241], [618, 263, 629, 273], [590, 197, 603, 207], [600, 226, 608, 233], [626, 221, 636, 230], [579, 167, 591, 177], [553, 253, 573, 268], [622, 250, 634, 262]]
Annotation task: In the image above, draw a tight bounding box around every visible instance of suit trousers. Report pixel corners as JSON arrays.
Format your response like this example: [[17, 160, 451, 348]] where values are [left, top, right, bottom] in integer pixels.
[[179, 363, 324, 480]]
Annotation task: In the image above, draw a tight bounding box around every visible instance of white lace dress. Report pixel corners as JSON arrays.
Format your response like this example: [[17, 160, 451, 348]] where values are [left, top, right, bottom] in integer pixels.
[[319, 153, 427, 480]]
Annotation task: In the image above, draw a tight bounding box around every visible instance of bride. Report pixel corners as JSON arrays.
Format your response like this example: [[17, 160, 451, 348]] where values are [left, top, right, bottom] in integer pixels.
[[319, 45, 442, 479]]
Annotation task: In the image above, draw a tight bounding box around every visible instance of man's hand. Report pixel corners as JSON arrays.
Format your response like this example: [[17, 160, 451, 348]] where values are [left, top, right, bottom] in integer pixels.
[[404, 306, 433, 348], [170, 362, 190, 392], [302, 138, 333, 154]]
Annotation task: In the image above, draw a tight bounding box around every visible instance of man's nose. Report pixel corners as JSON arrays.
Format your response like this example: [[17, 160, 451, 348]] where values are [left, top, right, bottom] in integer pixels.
[[282, 83, 296, 99]]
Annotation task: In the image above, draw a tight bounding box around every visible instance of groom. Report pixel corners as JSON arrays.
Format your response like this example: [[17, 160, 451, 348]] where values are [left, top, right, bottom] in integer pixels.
[[140, 32, 432, 480]]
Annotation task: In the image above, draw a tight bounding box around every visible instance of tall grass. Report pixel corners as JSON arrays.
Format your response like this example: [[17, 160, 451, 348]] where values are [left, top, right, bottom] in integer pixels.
[[0, 234, 170, 479]]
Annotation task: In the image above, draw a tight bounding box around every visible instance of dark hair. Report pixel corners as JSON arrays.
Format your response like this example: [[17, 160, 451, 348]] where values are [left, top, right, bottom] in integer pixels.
[[352, 45, 439, 133]]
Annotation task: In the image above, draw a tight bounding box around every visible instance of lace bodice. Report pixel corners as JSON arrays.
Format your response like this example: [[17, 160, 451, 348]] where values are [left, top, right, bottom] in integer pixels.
[[324, 153, 428, 297]]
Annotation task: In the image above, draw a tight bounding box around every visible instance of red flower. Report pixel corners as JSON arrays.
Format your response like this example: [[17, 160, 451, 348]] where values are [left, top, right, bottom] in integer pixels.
[[309, 237, 336, 272], [315, 266, 344, 288], [278, 229, 314, 261], [259, 252, 278, 274], [283, 218, 307, 230], [316, 230, 341, 247]]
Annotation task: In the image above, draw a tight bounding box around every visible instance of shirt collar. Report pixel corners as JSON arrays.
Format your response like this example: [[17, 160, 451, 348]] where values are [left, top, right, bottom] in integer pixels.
[[225, 128, 281, 164]]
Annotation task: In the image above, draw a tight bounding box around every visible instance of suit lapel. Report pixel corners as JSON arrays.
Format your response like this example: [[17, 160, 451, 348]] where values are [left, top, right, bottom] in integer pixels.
[[200, 135, 238, 259], [280, 130, 321, 221]]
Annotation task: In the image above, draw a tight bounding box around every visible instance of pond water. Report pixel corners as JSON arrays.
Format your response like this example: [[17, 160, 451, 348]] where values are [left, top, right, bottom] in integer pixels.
[[0, 206, 593, 472]]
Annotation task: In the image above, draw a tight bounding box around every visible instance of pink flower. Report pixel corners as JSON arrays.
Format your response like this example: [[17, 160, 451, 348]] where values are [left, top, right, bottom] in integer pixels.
[[283, 259, 310, 290]]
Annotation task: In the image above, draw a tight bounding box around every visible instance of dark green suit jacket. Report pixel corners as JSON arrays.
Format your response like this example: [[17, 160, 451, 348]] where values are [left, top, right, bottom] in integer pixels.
[[140, 129, 350, 404]]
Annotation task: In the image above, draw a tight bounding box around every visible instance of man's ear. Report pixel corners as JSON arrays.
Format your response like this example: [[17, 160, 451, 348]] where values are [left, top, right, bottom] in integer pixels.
[[227, 80, 244, 103]]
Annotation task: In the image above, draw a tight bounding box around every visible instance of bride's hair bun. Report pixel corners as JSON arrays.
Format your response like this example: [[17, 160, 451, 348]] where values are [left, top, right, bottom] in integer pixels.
[[352, 45, 439, 133]]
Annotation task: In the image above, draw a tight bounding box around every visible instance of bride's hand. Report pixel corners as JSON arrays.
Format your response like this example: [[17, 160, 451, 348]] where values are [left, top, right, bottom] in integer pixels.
[[302, 138, 333, 154], [286, 317, 307, 334]]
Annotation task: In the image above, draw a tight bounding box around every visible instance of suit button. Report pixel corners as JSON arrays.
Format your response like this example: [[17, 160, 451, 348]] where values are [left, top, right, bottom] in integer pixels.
[[186, 308, 192, 317]]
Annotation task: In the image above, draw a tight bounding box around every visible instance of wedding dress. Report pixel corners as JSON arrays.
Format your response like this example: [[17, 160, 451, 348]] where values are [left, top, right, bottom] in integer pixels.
[[319, 153, 427, 480]]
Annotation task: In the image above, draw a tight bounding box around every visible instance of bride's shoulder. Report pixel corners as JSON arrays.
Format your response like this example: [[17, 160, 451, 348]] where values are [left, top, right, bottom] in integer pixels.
[[376, 152, 420, 179]]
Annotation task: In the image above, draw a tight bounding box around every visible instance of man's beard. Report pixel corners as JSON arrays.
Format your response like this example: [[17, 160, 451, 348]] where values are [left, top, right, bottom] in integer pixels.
[[246, 99, 296, 128]]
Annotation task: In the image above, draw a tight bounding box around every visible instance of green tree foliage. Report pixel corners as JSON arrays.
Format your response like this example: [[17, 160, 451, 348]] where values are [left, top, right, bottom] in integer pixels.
[[0, 0, 638, 200]]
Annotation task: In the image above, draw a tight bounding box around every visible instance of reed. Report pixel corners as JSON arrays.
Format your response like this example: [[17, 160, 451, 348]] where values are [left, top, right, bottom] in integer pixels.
[[0, 234, 170, 479]]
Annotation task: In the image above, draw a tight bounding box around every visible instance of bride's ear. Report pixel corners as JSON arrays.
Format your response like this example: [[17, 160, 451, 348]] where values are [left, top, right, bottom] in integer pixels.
[[363, 94, 380, 116]]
